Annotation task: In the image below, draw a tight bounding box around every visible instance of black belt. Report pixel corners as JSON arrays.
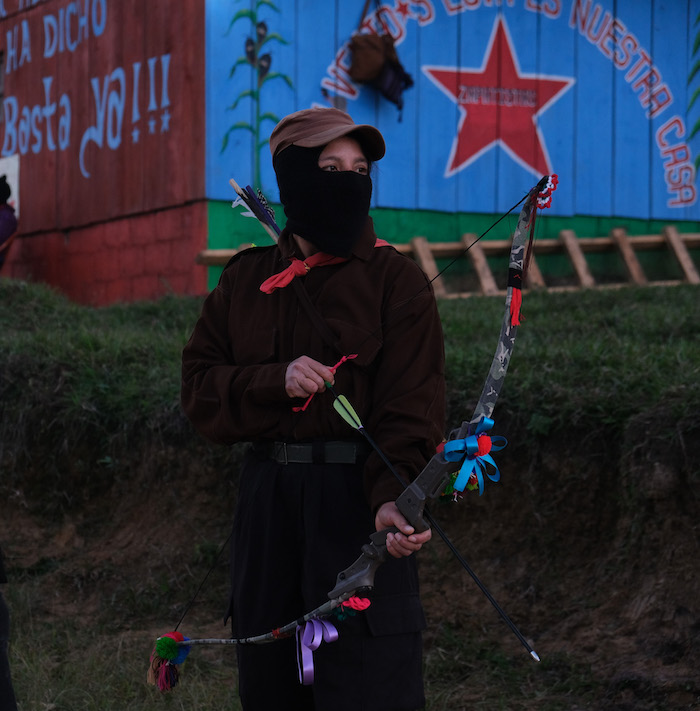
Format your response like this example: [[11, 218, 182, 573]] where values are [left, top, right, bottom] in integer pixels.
[[252, 440, 370, 465]]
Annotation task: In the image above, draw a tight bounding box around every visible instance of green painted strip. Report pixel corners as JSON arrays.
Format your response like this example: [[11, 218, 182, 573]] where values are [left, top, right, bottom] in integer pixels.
[[206, 200, 279, 290], [206, 201, 699, 290]]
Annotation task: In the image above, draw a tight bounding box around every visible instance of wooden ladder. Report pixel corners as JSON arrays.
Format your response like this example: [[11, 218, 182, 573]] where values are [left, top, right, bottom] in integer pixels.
[[387, 227, 700, 298], [196, 227, 700, 297]]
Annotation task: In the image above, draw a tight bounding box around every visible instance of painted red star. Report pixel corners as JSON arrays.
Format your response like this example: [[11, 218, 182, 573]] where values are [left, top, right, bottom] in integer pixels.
[[423, 16, 573, 177]]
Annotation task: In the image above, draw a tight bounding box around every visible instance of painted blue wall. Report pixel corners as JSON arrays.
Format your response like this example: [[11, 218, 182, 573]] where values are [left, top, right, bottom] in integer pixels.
[[206, 0, 700, 222]]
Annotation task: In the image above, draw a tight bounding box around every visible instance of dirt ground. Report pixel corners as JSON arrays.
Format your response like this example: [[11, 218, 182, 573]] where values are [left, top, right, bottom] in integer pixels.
[[2, 429, 699, 710]]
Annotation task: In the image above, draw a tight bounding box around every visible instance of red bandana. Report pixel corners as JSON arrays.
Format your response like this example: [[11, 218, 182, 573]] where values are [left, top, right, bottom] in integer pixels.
[[259, 239, 390, 294], [259, 252, 347, 294]]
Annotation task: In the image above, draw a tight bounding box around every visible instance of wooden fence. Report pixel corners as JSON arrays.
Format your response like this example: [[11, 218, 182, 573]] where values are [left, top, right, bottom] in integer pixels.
[[196, 227, 700, 298]]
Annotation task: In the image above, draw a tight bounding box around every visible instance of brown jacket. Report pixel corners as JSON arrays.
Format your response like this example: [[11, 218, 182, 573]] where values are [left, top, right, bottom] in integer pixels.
[[181, 219, 445, 511]]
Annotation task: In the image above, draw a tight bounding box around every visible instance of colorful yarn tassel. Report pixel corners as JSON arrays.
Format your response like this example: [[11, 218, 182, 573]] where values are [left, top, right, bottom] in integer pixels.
[[147, 631, 191, 692]]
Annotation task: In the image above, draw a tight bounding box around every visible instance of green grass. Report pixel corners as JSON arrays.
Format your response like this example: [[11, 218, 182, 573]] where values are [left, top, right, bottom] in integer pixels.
[[5, 579, 240, 710], [440, 286, 700, 431], [2, 278, 699, 710], [3, 278, 698, 480], [6, 584, 599, 711], [424, 627, 600, 710]]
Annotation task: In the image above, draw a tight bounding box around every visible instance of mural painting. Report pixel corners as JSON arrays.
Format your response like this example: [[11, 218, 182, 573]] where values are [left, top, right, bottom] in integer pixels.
[[0, 0, 206, 304], [209, 0, 700, 238], [0, 0, 697, 303]]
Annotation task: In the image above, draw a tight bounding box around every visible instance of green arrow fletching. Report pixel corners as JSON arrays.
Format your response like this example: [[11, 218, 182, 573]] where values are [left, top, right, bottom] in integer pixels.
[[333, 395, 363, 430]]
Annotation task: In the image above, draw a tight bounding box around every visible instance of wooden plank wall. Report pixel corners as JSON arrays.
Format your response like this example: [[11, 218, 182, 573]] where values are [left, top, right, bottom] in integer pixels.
[[0, 0, 208, 305], [206, 1, 700, 224], [0, 0, 205, 235]]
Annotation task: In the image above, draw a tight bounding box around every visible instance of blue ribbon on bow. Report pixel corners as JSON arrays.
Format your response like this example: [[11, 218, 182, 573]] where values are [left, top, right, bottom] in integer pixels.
[[443, 417, 507, 495]]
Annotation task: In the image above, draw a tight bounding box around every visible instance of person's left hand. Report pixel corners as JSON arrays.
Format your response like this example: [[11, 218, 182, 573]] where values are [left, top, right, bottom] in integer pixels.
[[375, 501, 432, 559]]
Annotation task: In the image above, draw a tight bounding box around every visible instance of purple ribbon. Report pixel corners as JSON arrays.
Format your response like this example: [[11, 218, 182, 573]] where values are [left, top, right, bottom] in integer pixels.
[[295, 618, 339, 685]]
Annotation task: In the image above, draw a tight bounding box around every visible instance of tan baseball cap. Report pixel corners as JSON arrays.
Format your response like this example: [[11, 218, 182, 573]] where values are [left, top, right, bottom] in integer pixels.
[[269, 107, 385, 161]]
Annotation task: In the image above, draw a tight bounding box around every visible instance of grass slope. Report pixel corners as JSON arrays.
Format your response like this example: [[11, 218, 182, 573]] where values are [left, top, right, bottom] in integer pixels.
[[1, 278, 699, 710]]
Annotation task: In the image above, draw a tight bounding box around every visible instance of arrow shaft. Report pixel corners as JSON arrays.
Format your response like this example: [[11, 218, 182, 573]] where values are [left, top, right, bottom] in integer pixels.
[[326, 385, 539, 660]]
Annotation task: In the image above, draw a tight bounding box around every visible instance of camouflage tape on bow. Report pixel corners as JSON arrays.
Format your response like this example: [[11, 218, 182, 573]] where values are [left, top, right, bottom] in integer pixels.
[[445, 174, 559, 496]]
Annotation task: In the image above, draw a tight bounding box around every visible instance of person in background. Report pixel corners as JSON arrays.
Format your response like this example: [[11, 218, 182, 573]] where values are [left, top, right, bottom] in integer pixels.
[[181, 107, 445, 710], [0, 545, 19, 711], [0, 175, 18, 272]]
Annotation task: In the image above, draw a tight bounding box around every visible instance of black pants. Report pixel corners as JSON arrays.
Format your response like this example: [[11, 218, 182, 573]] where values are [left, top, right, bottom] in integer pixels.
[[229, 452, 426, 711], [0, 590, 18, 711]]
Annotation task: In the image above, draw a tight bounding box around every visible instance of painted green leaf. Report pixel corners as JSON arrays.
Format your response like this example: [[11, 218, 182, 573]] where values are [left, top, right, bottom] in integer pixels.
[[688, 86, 700, 112], [687, 117, 700, 141], [228, 56, 251, 79], [221, 122, 255, 154], [260, 72, 294, 90], [257, 0, 281, 12], [259, 112, 280, 124], [227, 89, 259, 111], [260, 32, 290, 47], [226, 9, 256, 35]]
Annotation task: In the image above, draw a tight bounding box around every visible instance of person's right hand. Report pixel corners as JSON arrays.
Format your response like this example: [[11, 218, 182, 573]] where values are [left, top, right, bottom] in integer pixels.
[[285, 356, 335, 399]]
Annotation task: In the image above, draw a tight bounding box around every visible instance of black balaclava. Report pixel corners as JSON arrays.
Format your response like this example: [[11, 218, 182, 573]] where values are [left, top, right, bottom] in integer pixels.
[[273, 144, 372, 257]]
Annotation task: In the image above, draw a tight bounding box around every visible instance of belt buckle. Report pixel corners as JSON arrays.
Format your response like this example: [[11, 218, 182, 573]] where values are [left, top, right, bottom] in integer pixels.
[[281, 442, 288, 465]]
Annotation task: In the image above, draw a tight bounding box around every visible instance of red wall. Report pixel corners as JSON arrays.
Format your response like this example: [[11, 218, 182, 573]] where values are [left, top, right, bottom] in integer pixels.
[[0, 0, 206, 305], [3, 202, 208, 306]]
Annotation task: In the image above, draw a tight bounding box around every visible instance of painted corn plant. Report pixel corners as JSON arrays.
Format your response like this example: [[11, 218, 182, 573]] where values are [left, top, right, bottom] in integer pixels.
[[221, 0, 293, 188], [690, 11, 700, 172]]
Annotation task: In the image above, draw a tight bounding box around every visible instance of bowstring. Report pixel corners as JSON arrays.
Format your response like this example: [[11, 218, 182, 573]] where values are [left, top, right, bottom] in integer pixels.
[[349, 189, 531, 357], [173, 531, 232, 633], [172, 183, 538, 637], [425, 191, 528, 289]]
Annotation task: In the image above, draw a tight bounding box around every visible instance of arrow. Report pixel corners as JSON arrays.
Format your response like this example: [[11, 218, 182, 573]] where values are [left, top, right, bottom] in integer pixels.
[[325, 382, 540, 662]]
